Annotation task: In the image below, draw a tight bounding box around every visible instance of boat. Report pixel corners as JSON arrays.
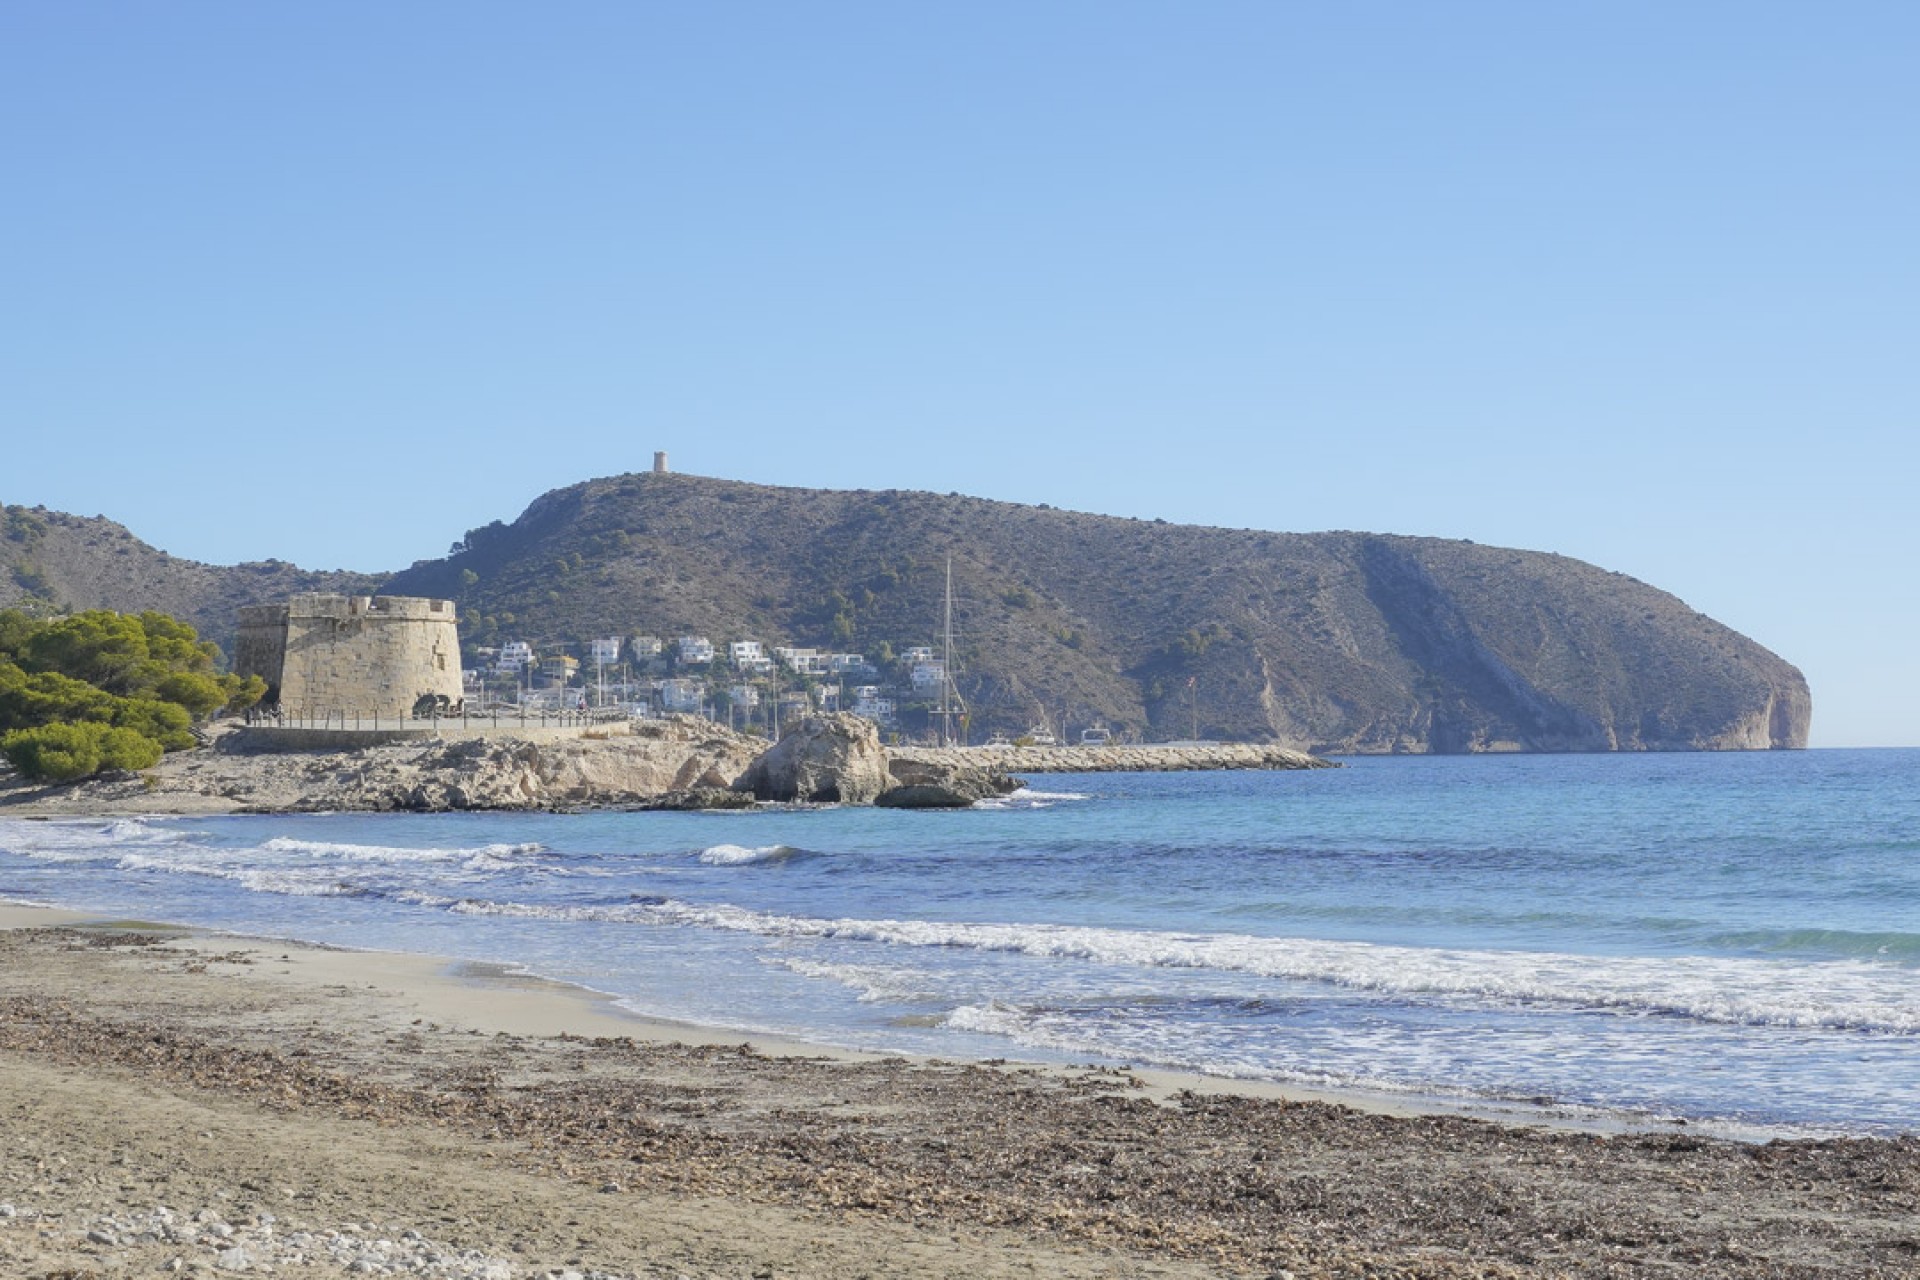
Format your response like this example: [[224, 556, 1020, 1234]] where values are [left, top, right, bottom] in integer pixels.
[[1025, 724, 1059, 747], [1079, 723, 1113, 746]]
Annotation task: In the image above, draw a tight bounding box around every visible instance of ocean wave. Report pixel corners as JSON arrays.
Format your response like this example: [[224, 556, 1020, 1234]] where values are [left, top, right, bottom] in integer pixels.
[[0, 817, 189, 860], [774, 957, 946, 1004], [697, 843, 805, 866], [111, 852, 371, 898], [1703, 925, 1920, 963], [972, 788, 1093, 811], [259, 837, 546, 863], [441, 895, 1920, 1035]]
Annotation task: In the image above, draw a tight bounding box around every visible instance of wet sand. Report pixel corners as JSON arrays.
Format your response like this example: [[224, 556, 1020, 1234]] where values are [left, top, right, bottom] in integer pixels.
[[1, 905, 1915, 1278]]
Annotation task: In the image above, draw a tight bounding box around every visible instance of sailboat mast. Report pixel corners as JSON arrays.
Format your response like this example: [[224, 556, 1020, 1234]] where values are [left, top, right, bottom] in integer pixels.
[[940, 555, 953, 747]]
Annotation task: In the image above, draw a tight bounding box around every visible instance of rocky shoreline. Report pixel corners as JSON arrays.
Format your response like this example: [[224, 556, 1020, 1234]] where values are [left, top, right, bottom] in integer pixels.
[[0, 714, 1332, 817]]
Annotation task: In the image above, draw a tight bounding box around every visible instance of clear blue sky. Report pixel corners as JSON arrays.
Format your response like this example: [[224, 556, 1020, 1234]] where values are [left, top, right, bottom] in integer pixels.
[[3, 4, 1915, 746]]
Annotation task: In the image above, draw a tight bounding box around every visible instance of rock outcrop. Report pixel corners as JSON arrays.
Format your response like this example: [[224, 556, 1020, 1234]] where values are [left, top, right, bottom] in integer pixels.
[[734, 714, 893, 804], [0, 713, 1330, 817], [0, 716, 766, 815], [876, 756, 1023, 808]]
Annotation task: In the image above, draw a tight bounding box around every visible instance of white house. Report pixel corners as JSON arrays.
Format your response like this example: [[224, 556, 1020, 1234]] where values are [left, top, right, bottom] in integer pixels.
[[497, 640, 536, 672], [902, 646, 935, 665], [851, 686, 896, 724], [676, 635, 715, 664], [827, 653, 870, 674], [628, 635, 663, 659], [659, 678, 705, 713], [591, 636, 622, 666], [727, 683, 761, 709], [728, 640, 765, 667], [775, 646, 828, 675], [910, 660, 947, 693]]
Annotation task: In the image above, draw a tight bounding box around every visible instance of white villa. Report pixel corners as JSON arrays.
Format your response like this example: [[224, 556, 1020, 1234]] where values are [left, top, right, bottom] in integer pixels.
[[852, 685, 896, 724], [496, 640, 536, 673], [774, 646, 829, 675], [659, 677, 706, 713]]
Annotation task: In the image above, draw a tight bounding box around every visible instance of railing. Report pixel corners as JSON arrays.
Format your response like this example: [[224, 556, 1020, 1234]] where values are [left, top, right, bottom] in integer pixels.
[[241, 707, 607, 732]]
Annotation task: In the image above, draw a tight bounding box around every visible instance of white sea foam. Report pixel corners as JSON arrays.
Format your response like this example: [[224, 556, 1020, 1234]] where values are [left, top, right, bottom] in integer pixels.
[[258, 837, 544, 863], [443, 895, 1920, 1034], [0, 817, 188, 860], [973, 788, 1093, 810], [107, 850, 372, 898], [697, 843, 797, 866], [774, 957, 946, 1004]]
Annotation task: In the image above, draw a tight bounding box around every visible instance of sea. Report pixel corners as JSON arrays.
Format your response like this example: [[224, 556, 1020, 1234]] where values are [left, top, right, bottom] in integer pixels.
[[2, 749, 1915, 1141]]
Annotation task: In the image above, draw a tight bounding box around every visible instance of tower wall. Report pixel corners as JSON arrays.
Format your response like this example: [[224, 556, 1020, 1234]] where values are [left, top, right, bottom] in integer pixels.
[[237, 594, 464, 718]]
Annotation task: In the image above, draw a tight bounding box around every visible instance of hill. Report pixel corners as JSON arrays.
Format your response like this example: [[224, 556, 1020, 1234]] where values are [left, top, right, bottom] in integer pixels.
[[374, 471, 1810, 753], [0, 504, 384, 647]]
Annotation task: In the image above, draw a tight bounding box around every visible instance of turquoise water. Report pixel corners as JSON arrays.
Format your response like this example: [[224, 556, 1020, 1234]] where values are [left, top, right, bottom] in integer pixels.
[[3, 749, 1915, 1138]]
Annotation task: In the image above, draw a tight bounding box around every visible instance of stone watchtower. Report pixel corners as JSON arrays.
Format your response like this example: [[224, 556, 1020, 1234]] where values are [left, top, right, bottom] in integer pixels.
[[235, 594, 464, 718]]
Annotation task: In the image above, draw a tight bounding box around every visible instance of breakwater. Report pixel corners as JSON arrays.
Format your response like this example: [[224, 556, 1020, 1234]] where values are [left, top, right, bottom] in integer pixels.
[[890, 741, 1334, 773]]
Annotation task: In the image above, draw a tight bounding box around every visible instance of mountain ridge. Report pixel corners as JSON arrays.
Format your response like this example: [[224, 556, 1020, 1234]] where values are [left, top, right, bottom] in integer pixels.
[[2, 477, 1811, 753]]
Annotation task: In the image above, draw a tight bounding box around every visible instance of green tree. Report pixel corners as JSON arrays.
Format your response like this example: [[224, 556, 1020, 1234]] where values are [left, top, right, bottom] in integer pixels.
[[0, 609, 262, 782], [2, 721, 163, 783]]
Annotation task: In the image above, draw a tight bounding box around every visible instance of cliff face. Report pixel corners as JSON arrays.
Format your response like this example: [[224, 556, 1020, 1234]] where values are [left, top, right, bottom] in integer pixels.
[[375, 473, 1810, 753]]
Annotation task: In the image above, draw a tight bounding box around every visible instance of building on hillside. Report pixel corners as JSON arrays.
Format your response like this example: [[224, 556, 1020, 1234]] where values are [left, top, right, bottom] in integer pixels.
[[591, 636, 622, 666], [728, 639, 764, 667], [902, 646, 935, 665], [851, 685, 896, 725], [235, 594, 464, 718], [827, 653, 872, 676], [727, 683, 761, 710], [628, 635, 663, 659], [676, 635, 715, 664], [496, 640, 535, 672], [659, 678, 706, 713], [910, 660, 947, 693], [775, 646, 828, 675]]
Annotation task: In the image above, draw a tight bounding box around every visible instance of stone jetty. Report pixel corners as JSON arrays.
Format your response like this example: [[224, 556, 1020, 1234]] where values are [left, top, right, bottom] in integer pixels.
[[891, 741, 1335, 774]]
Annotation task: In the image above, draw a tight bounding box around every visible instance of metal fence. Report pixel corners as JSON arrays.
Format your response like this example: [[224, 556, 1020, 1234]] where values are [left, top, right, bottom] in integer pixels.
[[242, 707, 622, 732]]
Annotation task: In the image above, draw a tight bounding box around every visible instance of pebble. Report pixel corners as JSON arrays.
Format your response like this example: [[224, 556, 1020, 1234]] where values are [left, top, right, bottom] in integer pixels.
[[52, 1208, 559, 1280]]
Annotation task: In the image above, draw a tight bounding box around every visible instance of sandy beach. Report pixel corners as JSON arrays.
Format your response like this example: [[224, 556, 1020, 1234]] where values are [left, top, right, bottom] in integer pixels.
[[1, 906, 1915, 1278]]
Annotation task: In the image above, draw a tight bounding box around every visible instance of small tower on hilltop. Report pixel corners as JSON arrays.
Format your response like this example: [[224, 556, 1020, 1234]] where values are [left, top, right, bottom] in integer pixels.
[[653, 451, 670, 474]]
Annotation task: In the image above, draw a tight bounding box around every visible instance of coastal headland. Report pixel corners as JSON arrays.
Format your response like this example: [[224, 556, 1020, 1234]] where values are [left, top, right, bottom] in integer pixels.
[[2, 906, 1914, 1279]]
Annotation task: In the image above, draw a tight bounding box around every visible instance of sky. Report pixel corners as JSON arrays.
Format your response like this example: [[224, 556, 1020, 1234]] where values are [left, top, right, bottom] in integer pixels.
[[2, 3, 1915, 747]]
